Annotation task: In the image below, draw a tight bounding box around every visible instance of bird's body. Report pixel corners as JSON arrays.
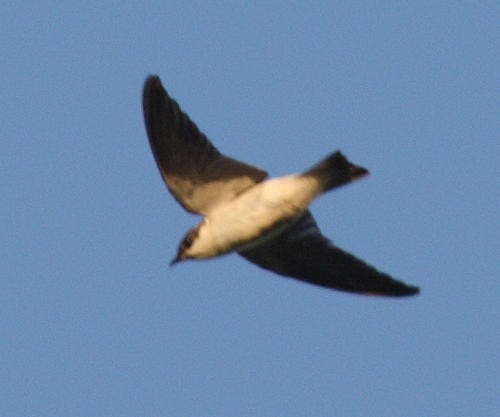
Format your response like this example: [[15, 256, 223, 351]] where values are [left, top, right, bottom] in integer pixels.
[[142, 75, 419, 297], [196, 176, 310, 257], [191, 173, 327, 256]]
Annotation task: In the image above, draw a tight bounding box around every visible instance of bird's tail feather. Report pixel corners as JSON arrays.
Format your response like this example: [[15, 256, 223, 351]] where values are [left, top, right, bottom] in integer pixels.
[[303, 151, 368, 193]]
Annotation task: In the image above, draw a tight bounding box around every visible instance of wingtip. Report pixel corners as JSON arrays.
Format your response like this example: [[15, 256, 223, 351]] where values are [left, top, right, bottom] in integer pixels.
[[406, 285, 420, 296], [373, 283, 420, 297], [397, 287, 420, 297], [143, 75, 164, 102], [144, 74, 161, 86]]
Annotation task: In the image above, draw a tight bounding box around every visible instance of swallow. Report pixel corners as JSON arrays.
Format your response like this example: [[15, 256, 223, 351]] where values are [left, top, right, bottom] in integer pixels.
[[142, 75, 419, 296]]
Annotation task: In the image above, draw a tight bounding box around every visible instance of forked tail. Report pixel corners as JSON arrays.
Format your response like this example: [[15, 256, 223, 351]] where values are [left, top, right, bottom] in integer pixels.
[[303, 151, 369, 192]]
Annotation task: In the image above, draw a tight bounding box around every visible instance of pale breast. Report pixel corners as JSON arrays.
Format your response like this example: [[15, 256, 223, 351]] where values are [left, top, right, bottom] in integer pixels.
[[206, 175, 322, 254]]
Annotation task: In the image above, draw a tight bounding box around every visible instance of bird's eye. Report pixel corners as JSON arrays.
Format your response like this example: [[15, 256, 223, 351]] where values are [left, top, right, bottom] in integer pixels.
[[183, 235, 193, 249]]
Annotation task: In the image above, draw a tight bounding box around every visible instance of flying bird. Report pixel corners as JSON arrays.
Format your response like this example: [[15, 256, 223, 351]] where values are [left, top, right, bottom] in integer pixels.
[[142, 75, 419, 297]]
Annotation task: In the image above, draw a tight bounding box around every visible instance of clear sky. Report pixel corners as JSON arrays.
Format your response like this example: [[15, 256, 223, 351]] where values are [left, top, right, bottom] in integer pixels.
[[2, 2, 498, 416]]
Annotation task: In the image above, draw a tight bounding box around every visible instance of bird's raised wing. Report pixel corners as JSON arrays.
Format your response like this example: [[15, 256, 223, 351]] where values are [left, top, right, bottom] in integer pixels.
[[239, 211, 419, 296], [143, 75, 268, 215]]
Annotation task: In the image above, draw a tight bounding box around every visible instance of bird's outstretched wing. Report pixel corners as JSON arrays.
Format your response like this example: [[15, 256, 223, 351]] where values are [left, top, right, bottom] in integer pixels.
[[239, 211, 419, 296], [143, 75, 268, 215]]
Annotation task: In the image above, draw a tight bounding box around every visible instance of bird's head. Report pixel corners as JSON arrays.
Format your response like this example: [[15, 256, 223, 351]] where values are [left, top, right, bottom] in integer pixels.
[[170, 221, 214, 265]]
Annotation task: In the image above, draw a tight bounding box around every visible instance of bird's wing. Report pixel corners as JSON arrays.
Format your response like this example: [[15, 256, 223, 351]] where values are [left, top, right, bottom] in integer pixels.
[[239, 211, 419, 296], [142, 75, 268, 215]]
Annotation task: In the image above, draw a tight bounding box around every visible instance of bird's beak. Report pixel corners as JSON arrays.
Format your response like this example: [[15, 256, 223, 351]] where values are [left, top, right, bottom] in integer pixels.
[[169, 255, 181, 267]]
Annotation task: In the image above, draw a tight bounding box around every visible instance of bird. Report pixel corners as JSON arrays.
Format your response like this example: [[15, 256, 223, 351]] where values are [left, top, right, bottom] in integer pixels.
[[142, 75, 419, 297]]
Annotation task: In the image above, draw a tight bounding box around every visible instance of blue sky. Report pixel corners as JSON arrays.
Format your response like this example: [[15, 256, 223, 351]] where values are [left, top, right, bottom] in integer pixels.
[[2, 2, 498, 416]]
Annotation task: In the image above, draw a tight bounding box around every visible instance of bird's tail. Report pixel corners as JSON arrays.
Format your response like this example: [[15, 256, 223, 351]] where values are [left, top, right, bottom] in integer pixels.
[[303, 151, 369, 193]]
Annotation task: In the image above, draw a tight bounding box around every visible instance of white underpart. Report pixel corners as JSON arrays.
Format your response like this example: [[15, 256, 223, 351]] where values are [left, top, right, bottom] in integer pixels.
[[187, 174, 325, 258]]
